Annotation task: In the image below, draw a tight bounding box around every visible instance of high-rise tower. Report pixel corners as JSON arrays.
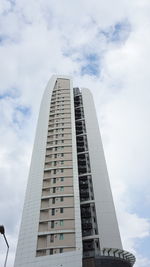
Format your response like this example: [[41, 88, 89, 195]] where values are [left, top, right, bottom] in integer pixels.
[[14, 76, 135, 267]]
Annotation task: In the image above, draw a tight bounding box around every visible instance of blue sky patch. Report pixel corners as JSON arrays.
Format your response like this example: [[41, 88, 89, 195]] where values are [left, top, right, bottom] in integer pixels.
[[100, 20, 131, 44], [0, 88, 20, 100], [12, 105, 31, 128], [80, 53, 100, 77], [16, 105, 31, 117]]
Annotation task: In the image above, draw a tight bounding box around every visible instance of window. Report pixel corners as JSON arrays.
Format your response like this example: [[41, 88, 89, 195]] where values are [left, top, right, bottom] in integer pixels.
[[50, 249, 53, 255], [61, 153, 64, 157], [61, 169, 64, 173], [54, 170, 56, 174], [53, 178, 56, 183], [53, 187, 56, 193], [60, 187, 64, 192], [54, 154, 57, 158], [52, 197, 55, 204], [60, 220, 64, 226], [60, 177, 64, 182], [55, 147, 57, 151], [60, 208, 64, 213], [60, 196, 64, 202], [60, 248, 63, 253], [61, 161, 64, 165], [50, 234, 54, 242], [59, 233, 64, 240], [52, 209, 55, 215], [51, 221, 54, 228]]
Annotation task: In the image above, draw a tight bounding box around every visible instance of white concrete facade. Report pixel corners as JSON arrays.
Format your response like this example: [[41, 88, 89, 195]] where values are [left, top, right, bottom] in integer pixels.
[[14, 76, 82, 267], [14, 76, 122, 267], [81, 88, 122, 250]]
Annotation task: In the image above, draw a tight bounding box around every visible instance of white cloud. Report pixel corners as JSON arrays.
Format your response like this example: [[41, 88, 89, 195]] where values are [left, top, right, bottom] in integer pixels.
[[0, 1, 150, 266]]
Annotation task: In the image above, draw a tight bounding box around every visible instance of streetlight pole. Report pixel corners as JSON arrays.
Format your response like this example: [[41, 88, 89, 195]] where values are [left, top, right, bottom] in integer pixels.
[[0, 225, 9, 267]]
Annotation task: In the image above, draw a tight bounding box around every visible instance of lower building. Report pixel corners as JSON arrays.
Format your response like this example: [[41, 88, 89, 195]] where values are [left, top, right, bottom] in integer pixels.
[[14, 76, 135, 267]]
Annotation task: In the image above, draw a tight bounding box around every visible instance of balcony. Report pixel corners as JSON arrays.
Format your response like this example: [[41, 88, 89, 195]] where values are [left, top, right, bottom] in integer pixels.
[[83, 248, 136, 267], [82, 223, 92, 230], [80, 190, 89, 199]]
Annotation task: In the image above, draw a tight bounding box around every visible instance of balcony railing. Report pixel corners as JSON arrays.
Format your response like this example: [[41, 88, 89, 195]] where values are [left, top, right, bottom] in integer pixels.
[[83, 248, 136, 266]]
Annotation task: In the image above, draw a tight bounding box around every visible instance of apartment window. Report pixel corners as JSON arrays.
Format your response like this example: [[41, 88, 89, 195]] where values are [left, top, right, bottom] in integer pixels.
[[61, 140, 64, 144], [55, 147, 57, 151], [59, 233, 64, 240], [61, 153, 64, 157], [60, 248, 63, 253], [60, 220, 64, 226], [54, 170, 56, 174], [60, 197, 64, 202], [50, 234, 54, 242], [60, 177, 64, 182], [52, 197, 55, 204], [61, 161, 64, 165], [60, 187, 64, 192], [51, 221, 54, 228], [53, 178, 56, 183], [54, 154, 57, 158], [52, 209, 55, 215], [61, 169, 64, 173], [53, 187, 56, 193], [60, 208, 64, 213]]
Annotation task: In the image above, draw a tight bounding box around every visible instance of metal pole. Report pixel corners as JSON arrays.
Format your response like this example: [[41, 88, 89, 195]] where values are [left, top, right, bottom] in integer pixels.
[[3, 234, 9, 267], [0, 225, 9, 267]]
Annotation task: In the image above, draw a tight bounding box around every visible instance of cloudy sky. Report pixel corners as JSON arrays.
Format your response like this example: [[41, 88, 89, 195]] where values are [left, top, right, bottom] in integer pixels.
[[0, 0, 150, 266]]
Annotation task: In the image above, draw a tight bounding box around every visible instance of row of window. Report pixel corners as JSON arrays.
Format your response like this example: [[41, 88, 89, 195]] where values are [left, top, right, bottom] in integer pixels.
[[50, 100, 70, 106], [47, 140, 65, 145], [49, 119, 70, 124], [51, 208, 64, 215], [45, 161, 65, 166], [45, 168, 64, 173], [50, 233, 64, 241], [51, 177, 64, 183], [51, 96, 70, 101], [46, 153, 64, 158], [46, 146, 64, 151], [43, 186, 65, 193], [47, 134, 64, 138], [37, 248, 63, 256], [42, 196, 64, 205], [49, 123, 65, 127], [51, 219, 64, 228], [50, 104, 70, 109], [44, 168, 70, 174], [50, 248, 63, 254], [49, 114, 71, 119], [48, 128, 65, 133], [50, 108, 70, 114], [51, 196, 64, 203]]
